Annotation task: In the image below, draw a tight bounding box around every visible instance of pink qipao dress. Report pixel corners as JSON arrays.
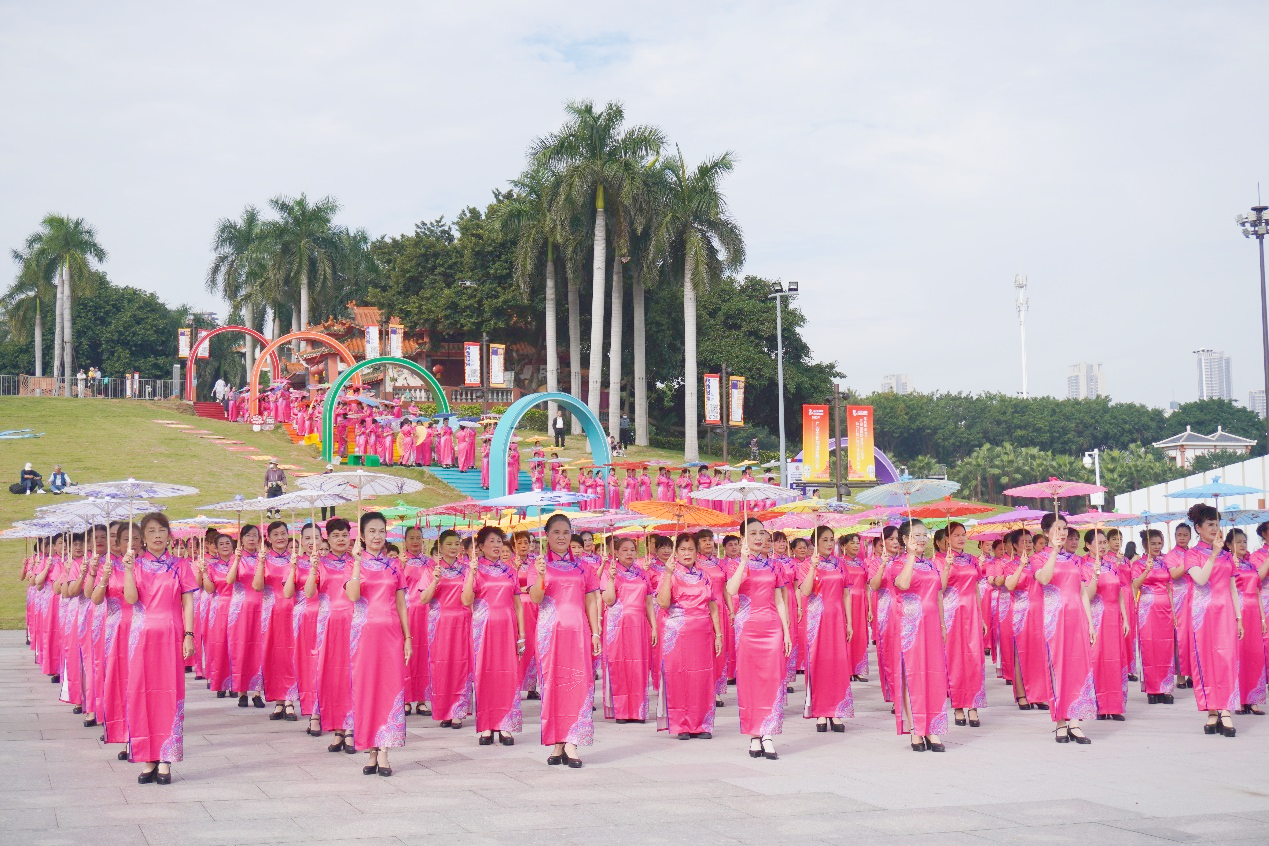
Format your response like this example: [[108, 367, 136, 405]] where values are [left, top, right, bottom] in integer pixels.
[[886, 556, 950, 737], [126, 552, 197, 763], [472, 559, 524, 734], [97, 555, 133, 746], [1233, 555, 1267, 708], [802, 556, 855, 720], [424, 562, 473, 723], [658, 566, 717, 735], [602, 562, 653, 722], [534, 551, 600, 747], [940, 551, 986, 711], [733, 556, 788, 737], [1184, 543, 1240, 713], [260, 551, 297, 702], [315, 552, 356, 733], [1133, 554, 1176, 696], [204, 557, 234, 694], [1042, 552, 1096, 723], [348, 552, 407, 751], [1091, 559, 1129, 716]]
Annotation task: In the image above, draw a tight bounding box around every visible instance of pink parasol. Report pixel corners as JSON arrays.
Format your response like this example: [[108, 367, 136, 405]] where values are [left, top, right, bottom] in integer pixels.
[[976, 507, 1055, 525], [1002, 478, 1106, 513]]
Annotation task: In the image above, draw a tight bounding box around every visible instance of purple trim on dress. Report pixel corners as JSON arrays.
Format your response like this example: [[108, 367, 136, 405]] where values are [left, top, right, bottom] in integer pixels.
[[1011, 591, 1029, 636], [941, 585, 959, 630], [661, 606, 686, 657], [374, 692, 407, 749], [349, 598, 368, 659], [158, 700, 185, 763], [127, 603, 145, 661], [1190, 583, 1212, 633], [899, 593, 922, 653], [604, 600, 623, 648], [1070, 669, 1097, 721], [1042, 585, 1060, 641]]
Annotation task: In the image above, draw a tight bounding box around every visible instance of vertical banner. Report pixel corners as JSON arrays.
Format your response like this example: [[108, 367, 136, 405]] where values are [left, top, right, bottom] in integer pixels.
[[728, 376, 745, 427], [388, 324, 403, 359], [463, 342, 482, 386], [364, 325, 381, 359], [177, 328, 192, 359], [847, 405, 876, 482], [195, 329, 211, 359], [489, 344, 507, 387], [802, 404, 830, 483], [703, 374, 721, 425]]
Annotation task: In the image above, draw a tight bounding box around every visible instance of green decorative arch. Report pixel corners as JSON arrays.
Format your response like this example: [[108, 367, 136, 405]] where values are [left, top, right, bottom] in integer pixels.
[[321, 356, 451, 462], [489, 391, 611, 498]]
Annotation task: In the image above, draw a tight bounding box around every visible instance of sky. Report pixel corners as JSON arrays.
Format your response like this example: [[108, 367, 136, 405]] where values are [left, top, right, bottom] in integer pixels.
[[3, 0, 1268, 409]]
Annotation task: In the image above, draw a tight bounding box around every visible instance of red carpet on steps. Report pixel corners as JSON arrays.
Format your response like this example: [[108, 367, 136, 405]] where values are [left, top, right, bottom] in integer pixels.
[[193, 402, 226, 421]]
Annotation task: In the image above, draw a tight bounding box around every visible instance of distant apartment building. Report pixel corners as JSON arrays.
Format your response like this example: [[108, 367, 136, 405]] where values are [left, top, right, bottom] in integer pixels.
[[1195, 349, 1232, 401], [1251, 389, 1267, 419], [881, 374, 912, 395], [1067, 363, 1103, 400]]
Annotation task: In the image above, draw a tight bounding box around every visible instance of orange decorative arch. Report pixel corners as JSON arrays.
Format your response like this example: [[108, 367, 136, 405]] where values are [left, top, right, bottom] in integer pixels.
[[248, 331, 359, 417], [185, 326, 282, 400]]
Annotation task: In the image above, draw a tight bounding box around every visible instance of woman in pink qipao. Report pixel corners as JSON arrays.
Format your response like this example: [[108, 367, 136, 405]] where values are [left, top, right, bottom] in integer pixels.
[[121, 512, 197, 785], [528, 513, 602, 768], [867, 526, 901, 704], [346, 512, 410, 776], [798, 526, 855, 734], [417, 530, 473, 729], [256, 521, 298, 722], [293, 525, 323, 733], [198, 534, 236, 701], [1035, 514, 1097, 745], [602, 536, 655, 723], [939, 522, 985, 728], [305, 518, 358, 753], [726, 517, 792, 761], [1227, 528, 1268, 715], [511, 532, 541, 700], [226, 525, 266, 709], [1084, 529, 1130, 721], [1004, 530, 1052, 712], [1131, 529, 1176, 705], [90, 522, 133, 758], [1167, 524, 1195, 690], [1183, 504, 1244, 738], [462, 527, 525, 746], [886, 520, 949, 752], [400, 526, 433, 718], [657, 533, 722, 739]]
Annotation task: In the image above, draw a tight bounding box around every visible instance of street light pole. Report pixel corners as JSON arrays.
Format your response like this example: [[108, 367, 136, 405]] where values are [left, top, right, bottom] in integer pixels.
[[1237, 207, 1269, 447], [1083, 449, 1104, 510], [769, 281, 797, 487]]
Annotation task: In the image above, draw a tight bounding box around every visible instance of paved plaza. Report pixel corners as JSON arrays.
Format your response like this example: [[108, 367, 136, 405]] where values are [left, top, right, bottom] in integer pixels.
[[3, 630, 1269, 846]]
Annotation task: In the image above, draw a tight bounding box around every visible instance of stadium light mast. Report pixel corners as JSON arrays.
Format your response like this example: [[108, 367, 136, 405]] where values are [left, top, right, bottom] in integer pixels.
[[1014, 274, 1030, 399]]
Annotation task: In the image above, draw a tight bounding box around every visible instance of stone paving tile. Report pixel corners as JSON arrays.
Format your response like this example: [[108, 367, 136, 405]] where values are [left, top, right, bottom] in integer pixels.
[[292, 810, 466, 840], [966, 799, 1147, 826], [971, 822, 1180, 844], [818, 833, 1000, 846], [202, 795, 361, 822], [845, 806, 1020, 835], [0, 785, 125, 808], [1104, 813, 1269, 842], [712, 791, 881, 817], [140, 819, 314, 846], [55, 798, 214, 828], [0, 806, 56, 830], [24, 824, 147, 846]]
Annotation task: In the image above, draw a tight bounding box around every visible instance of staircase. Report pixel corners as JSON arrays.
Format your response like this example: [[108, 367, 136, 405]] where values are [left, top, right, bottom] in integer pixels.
[[424, 465, 532, 502], [282, 423, 305, 445], [193, 402, 227, 421]]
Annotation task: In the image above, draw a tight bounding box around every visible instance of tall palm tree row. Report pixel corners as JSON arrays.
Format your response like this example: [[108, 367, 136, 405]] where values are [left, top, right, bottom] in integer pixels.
[[532, 100, 666, 433], [2, 248, 54, 377], [8, 215, 107, 395]]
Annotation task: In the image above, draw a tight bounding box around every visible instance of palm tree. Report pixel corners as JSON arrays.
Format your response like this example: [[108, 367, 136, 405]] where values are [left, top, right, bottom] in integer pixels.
[[494, 165, 566, 426], [533, 100, 665, 430], [647, 147, 745, 461], [206, 206, 271, 379], [2, 249, 54, 377], [18, 215, 107, 395], [266, 194, 342, 354]]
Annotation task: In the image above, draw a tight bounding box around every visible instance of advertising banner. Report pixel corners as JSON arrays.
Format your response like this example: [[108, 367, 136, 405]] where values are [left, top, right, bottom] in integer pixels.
[[703, 374, 721, 425], [847, 405, 876, 482], [364, 325, 380, 360], [728, 376, 745, 427], [195, 329, 210, 359], [177, 328, 191, 359], [489, 344, 507, 387], [802, 404, 831, 483], [388, 324, 403, 359], [463, 341, 482, 386]]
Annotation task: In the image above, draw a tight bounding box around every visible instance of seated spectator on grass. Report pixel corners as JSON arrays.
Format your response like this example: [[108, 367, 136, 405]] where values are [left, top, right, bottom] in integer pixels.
[[49, 465, 72, 494]]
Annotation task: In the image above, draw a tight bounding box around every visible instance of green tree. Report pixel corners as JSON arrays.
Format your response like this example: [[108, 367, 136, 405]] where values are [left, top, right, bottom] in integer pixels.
[[533, 100, 666, 431], [206, 206, 272, 374], [73, 277, 182, 378], [266, 193, 343, 351], [18, 215, 107, 394], [646, 147, 745, 460], [2, 247, 55, 377], [1188, 450, 1250, 475]]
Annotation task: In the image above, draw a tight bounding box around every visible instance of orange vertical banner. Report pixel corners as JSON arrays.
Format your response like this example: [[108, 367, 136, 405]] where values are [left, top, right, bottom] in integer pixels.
[[847, 405, 876, 481], [802, 404, 830, 483]]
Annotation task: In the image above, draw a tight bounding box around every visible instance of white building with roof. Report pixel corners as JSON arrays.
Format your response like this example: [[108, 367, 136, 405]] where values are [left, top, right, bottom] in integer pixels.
[[1152, 426, 1257, 468]]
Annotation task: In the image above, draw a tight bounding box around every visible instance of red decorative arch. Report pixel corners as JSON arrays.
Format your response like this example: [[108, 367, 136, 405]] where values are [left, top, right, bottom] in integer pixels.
[[185, 326, 281, 400], [248, 331, 359, 417]]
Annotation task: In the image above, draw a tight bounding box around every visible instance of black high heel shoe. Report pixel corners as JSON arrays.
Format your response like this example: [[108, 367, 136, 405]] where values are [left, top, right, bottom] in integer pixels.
[[1220, 715, 1236, 737], [117, 750, 129, 760], [748, 738, 763, 758], [378, 766, 392, 777], [911, 736, 927, 751], [252, 695, 265, 708], [216, 690, 227, 699], [1147, 694, 1158, 704], [1069, 727, 1091, 745], [926, 737, 945, 752], [479, 733, 494, 746], [137, 766, 157, 784], [269, 705, 285, 721], [363, 764, 379, 775], [968, 710, 981, 728], [1055, 727, 1071, 744], [547, 746, 564, 765], [307, 718, 323, 737], [155, 767, 171, 786], [83, 718, 97, 728], [72, 706, 83, 715], [761, 738, 778, 760], [563, 752, 583, 768], [237, 695, 249, 708], [327, 736, 346, 752], [816, 720, 828, 733], [1204, 717, 1218, 735], [830, 719, 845, 733], [1016, 700, 1032, 711], [344, 736, 358, 753], [284, 704, 297, 722], [499, 732, 515, 746], [954, 710, 966, 727]]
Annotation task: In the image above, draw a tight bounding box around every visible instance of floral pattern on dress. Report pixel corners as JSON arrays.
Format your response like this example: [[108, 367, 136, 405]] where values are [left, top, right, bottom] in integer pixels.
[[899, 593, 922, 653], [1042, 584, 1061, 641], [374, 692, 407, 749], [158, 700, 185, 763]]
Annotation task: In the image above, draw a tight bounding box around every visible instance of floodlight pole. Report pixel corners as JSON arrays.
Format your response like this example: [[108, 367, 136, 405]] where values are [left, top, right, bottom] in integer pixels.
[[1237, 207, 1269, 448]]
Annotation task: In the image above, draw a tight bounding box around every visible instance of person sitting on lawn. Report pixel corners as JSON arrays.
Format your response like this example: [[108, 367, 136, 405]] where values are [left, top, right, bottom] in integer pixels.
[[20, 463, 44, 494], [48, 465, 72, 494]]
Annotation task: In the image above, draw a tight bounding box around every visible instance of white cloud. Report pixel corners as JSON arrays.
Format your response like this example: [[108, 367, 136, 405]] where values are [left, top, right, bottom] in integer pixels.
[[2, 0, 1266, 409]]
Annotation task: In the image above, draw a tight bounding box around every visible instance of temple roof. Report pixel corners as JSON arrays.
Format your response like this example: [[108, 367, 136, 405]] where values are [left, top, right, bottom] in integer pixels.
[[1153, 425, 1257, 449]]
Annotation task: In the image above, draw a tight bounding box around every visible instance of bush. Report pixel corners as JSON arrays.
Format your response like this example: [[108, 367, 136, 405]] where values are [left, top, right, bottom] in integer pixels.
[[518, 409, 547, 431]]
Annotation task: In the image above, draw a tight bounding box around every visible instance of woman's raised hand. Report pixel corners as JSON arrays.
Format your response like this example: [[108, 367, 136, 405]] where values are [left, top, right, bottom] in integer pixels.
[[122, 550, 135, 571]]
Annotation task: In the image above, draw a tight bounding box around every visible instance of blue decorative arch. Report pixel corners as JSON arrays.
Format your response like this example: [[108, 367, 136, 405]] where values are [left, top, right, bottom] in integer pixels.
[[489, 392, 612, 499]]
